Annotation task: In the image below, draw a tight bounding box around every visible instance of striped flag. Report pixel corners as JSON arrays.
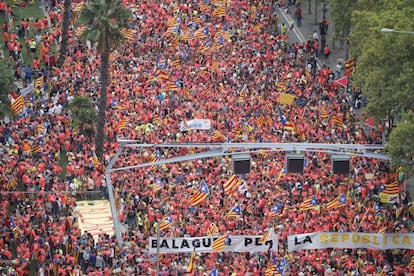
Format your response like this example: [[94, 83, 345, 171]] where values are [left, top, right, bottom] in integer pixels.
[[232, 127, 241, 137], [35, 76, 44, 89], [277, 81, 286, 92], [278, 107, 295, 131], [193, 28, 207, 39], [212, 234, 229, 252], [12, 226, 23, 236], [299, 196, 318, 211], [166, 15, 179, 28], [152, 177, 162, 194], [153, 114, 160, 125], [75, 25, 87, 37], [118, 119, 127, 130], [159, 214, 173, 231], [409, 256, 414, 268], [5, 178, 18, 190], [378, 226, 387, 233], [380, 181, 400, 194], [11, 95, 25, 114], [92, 152, 103, 170], [149, 154, 159, 171], [331, 114, 343, 127], [211, 130, 226, 142], [121, 28, 137, 41], [212, 5, 226, 17], [326, 194, 347, 210], [187, 249, 197, 274], [206, 223, 219, 236], [72, 2, 84, 12], [189, 179, 209, 206], [223, 175, 241, 195], [257, 111, 264, 126], [31, 144, 43, 154], [320, 106, 329, 118], [259, 227, 274, 243], [35, 123, 46, 134], [225, 205, 241, 219], [265, 264, 277, 276]]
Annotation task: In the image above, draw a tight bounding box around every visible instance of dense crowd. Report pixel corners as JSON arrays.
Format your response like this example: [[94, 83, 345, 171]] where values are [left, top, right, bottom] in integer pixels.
[[0, 0, 413, 275]]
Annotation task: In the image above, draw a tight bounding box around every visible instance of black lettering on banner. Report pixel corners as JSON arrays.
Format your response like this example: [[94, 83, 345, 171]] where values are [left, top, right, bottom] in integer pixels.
[[160, 239, 169, 248], [192, 239, 201, 248], [202, 238, 211, 247], [172, 239, 179, 249], [294, 235, 313, 245], [255, 237, 261, 246], [181, 239, 190, 249], [151, 240, 157, 248], [245, 238, 253, 246]]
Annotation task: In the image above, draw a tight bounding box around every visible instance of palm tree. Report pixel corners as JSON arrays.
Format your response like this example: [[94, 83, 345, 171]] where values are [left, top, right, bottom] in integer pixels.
[[57, 0, 72, 68], [77, 0, 132, 160], [0, 60, 14, 119], [68, 96, 98, 137]]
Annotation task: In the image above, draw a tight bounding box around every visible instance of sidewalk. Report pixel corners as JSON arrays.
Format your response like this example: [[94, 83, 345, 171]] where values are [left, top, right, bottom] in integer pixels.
[[277, 1, 347, 71]]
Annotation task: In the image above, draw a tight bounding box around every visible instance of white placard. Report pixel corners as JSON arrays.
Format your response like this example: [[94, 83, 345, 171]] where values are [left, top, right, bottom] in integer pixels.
[[149, 234, 278, 254], [288, 232, 414, 252]]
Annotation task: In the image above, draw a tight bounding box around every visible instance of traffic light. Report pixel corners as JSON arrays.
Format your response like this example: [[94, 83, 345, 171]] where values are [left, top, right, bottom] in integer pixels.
[[232, 154, 251, 174], [286, 153, 304, 173]]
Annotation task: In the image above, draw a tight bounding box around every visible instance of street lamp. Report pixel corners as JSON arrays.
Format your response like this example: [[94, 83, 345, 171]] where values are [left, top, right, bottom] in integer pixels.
[[381, 28, 414, 34]]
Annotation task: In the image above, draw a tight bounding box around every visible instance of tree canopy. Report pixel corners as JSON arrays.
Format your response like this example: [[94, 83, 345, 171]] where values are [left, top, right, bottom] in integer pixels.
[[77, 0, 132, 160], [347, 0, 414, 174], [0, 60, 14, 118]]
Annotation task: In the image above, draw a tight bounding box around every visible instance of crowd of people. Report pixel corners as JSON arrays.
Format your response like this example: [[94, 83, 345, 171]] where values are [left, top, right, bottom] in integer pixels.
[[1, 0, 413, 275]]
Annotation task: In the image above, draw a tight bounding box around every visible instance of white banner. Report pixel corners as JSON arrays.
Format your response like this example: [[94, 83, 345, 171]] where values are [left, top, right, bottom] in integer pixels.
[[149, 234, 278, 254], [20, 81, 34, 96], [379, 192, 399, 204], [288, 232, 414, 252], [185, 119, 211, 130]]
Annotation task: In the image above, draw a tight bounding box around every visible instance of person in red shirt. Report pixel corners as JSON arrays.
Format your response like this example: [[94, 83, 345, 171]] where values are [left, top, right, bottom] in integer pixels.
[[0, 1, 6, 20]]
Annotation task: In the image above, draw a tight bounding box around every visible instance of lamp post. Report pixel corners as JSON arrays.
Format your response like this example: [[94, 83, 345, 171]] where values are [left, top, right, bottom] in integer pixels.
[[381, 28, 414, 35]]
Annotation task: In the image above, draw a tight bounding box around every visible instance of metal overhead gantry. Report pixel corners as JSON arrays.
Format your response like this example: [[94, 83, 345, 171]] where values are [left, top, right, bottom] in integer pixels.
[[105, 141, 388, 246]]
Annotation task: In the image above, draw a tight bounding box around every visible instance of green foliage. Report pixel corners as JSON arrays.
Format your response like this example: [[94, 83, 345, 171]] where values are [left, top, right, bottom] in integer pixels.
[[0, 60, 14, 118], [349, 0, 414, 121], [326, 0, 358, 36], [68, 96, 97, 129], [77, 0, 132, 54], [76, 0, 132, 159], [386, 112, 414, 176]]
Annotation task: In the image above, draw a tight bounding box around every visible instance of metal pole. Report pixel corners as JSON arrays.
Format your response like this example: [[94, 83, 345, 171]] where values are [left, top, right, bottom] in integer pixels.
[[156, 220, 160, 275], [105, 149, 124, 246]]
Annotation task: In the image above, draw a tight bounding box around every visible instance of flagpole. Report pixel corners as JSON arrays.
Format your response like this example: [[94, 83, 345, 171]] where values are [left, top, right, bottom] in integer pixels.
[[156, 220, 160, 275]]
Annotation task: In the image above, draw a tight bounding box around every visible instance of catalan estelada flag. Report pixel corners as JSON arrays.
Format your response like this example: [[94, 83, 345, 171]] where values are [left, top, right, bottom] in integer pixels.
[[278, 107, 295, 131], [326, 194, 347, 210], [189, 179, 209, 206], [159, 214, 173, 231], [299, 196, 318, 211], [212, 234, 229, 252], [380, 181, 400, 194], [225, 205, 241, 219]]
